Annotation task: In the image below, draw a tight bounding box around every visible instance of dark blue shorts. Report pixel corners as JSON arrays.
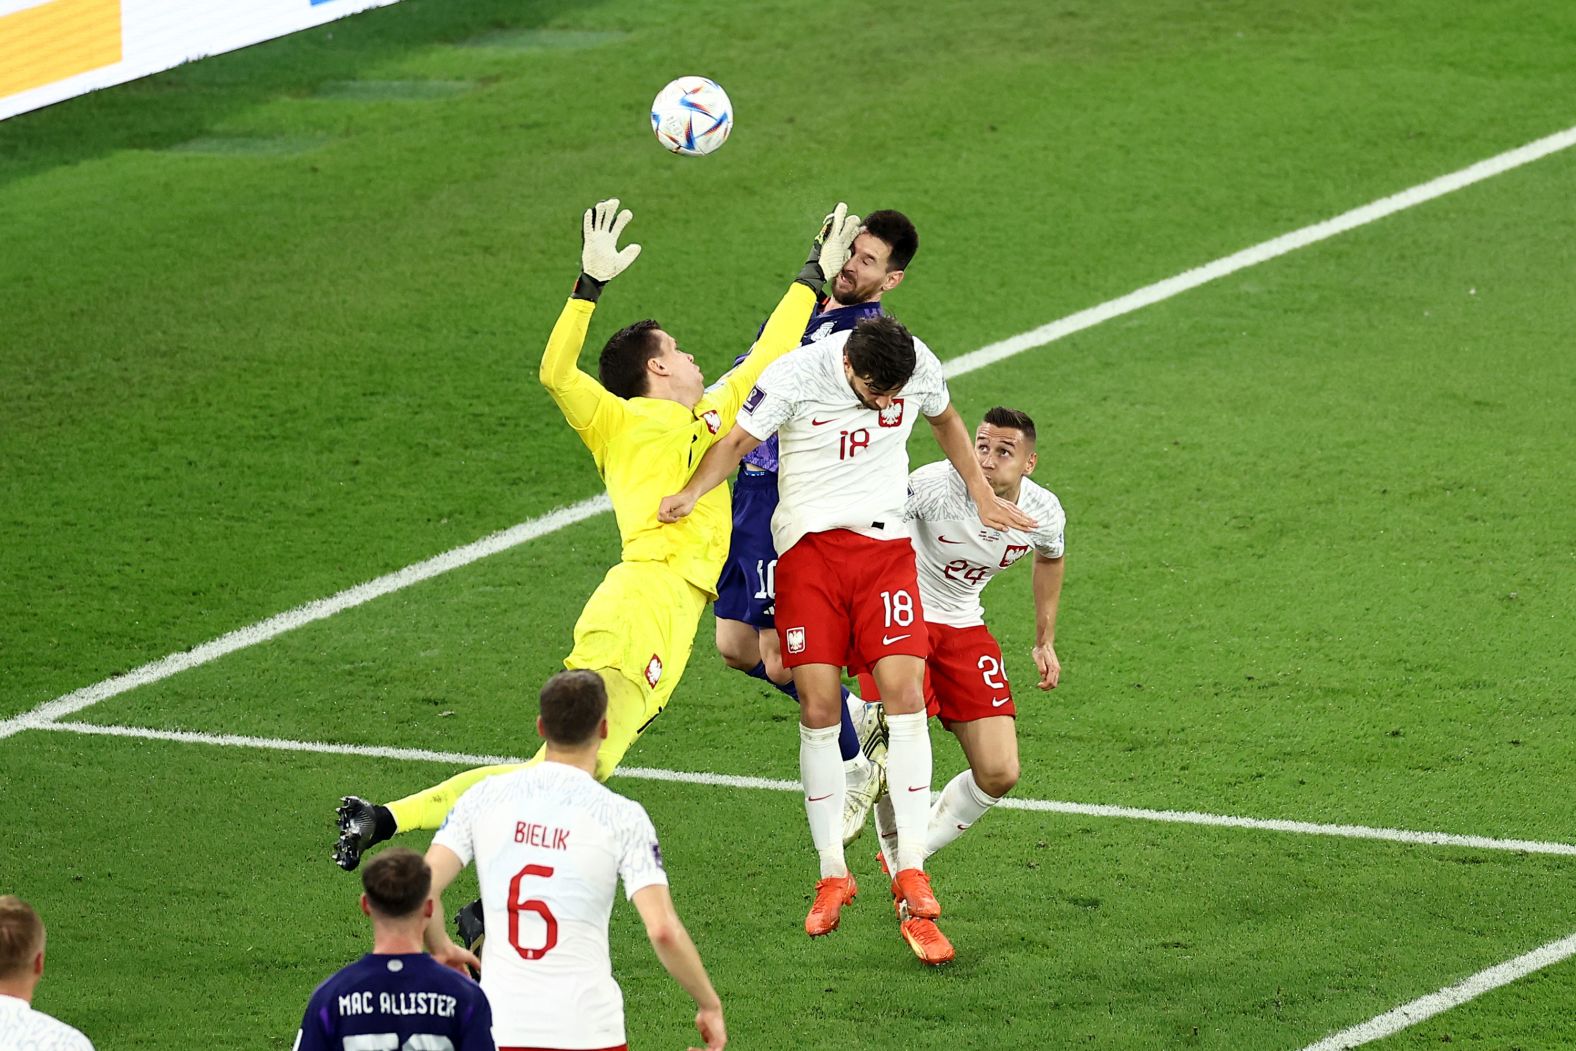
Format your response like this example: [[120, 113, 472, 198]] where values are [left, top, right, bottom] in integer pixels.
[[714, 468, 780, 629]]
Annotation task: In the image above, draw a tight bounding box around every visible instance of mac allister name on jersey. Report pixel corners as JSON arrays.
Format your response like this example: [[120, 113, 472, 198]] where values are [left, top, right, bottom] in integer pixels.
[[294, 953, 492, 1051], [730, 300, 884, 473]]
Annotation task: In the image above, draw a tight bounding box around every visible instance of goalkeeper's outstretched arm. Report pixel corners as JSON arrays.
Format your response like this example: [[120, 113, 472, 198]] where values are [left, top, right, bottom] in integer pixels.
[[539, 198, 643, 432], [538, 298, 608, 432], [705, 203, 861, 423]]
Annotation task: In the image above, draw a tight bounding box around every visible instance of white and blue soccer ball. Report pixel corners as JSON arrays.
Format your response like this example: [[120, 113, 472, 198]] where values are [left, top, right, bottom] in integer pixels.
[[650, 76, 733, 157]]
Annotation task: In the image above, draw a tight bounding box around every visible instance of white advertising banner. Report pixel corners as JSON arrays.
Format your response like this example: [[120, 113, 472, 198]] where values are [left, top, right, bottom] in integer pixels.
[[0, 0, 404, 122]]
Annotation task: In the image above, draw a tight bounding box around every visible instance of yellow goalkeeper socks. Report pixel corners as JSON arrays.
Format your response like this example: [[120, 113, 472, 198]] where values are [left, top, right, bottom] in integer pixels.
[[383, 667, 654, 831], [385, 761, 533, 833]]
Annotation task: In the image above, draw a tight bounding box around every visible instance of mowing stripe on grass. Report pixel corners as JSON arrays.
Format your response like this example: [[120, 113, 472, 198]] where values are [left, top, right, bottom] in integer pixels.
[[37, 720, 1576, 858], [8, 119, 1576, 739], [1296, 930, 1576, 1050]]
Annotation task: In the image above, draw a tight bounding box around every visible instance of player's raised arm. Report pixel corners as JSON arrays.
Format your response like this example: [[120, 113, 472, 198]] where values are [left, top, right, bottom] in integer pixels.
[[631, 885, 727, 1051], [658, 423, 763, 522], [1032, 552, 1065, 689], [926, 403, 1039, 532], [539, 198, 643, 433], [702, 204, 861, 426]]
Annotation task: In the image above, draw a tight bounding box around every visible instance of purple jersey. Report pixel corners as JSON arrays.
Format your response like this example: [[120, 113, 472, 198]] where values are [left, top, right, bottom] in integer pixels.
[[294, 953, 495, 1051], [736, 299, 885, 473]]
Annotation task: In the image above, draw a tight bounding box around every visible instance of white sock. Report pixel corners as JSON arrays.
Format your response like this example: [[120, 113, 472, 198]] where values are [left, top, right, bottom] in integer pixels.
[[925, 769, 1000, 859], [874, 791, 898, 876], [799, 722, 846, 878], [843, 751, 873, 787], [884, 711, 933, 871]]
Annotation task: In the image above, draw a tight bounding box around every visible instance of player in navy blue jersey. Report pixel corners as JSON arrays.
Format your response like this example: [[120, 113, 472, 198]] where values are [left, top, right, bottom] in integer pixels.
[[712, 210, 921, 841], [295, 848, 494, 1051]]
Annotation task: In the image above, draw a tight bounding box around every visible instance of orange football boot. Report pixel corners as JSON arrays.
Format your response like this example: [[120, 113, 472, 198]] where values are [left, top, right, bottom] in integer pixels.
[[899, 916, 955, 966], [805, 874, 858, 937], [892, 867, 940, 920]]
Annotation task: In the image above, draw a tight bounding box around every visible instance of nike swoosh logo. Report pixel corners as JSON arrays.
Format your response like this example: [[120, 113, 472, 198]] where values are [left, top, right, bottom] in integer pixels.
[[956, 824, 968, 831], [907, 785, 927, 793], [807, 793, 832, 802], [991, 697, 1010, 707], [811, 416, 838, 426], [882, 634, 912, 645], [937, 535, 964, 544]]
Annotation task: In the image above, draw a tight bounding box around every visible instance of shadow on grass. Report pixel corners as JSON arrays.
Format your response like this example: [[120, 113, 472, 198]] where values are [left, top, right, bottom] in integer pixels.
[[0, 0, 605, 185]]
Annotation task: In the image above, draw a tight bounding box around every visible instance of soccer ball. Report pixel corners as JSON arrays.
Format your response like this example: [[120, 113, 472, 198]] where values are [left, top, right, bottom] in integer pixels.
[[650, 76, 733, 157]]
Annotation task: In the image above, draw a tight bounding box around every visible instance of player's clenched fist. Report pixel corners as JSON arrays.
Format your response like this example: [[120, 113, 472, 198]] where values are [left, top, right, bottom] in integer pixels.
[[690, 1003, 726, 1050], [658, 491, 697, 523]]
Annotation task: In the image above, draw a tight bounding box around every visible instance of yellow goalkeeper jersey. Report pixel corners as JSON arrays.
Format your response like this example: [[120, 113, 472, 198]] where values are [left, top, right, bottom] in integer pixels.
[[539, 282, 816, 597]]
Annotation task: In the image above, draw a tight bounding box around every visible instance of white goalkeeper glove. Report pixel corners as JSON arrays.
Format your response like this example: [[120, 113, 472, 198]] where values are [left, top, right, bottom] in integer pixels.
[[574, 198, 642, 301], [795, 202, 861, 293]]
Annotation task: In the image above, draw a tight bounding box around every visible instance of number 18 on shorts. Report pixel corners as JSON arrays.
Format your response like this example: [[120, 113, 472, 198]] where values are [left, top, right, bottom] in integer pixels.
[[774, 529, 931, 669]]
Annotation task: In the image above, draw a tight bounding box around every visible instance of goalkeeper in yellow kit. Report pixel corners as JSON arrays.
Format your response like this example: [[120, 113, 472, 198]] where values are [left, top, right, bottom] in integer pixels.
[[332, 197, 862, 869]]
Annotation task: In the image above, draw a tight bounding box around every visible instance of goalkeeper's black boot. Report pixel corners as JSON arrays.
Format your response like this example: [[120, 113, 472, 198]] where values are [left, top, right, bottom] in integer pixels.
[[332, 796, 395, 871]]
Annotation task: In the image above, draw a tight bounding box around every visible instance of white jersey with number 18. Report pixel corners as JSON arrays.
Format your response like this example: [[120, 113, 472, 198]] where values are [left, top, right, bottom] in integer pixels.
[[432, 762, 668, 1049], [737, 330, 950, 556], [906, 460, 1066, 628]]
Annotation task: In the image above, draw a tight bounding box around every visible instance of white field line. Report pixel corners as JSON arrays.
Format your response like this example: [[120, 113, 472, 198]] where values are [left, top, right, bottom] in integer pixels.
[[6, 120, 1576, 742], [0, 494, 609, 741], [37, 720, 1576, 858], [1297, 930, 1576, 1050], [940, 121, 1576, 378]]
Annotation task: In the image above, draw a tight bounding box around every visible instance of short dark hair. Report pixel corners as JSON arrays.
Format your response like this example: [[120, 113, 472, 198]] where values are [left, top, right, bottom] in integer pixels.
[[361, 848, 431, 918], [982, 405, 1037, 446], [540, 669, 608, 747], [845, 316, 916, 393], [599, 319, 664, 399], [0, 896, 44, 979], [862, 210, 918, 271]]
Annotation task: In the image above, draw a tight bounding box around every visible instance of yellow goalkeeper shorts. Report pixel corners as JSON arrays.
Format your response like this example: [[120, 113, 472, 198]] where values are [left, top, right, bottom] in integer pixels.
[[565, 559, 709, 728]]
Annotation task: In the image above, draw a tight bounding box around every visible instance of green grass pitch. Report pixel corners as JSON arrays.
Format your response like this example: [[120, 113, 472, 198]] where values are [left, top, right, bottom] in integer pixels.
[[3, 0, 1575, 1048]]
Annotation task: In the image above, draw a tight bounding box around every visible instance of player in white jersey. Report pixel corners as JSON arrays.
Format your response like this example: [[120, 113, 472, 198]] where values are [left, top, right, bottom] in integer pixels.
[[422, 670, 725, 1051], [659, 316, 1036, 963], [851, 407, 1065, 962], [0, 896, 95, 1051]]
